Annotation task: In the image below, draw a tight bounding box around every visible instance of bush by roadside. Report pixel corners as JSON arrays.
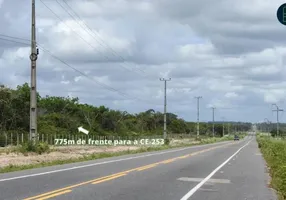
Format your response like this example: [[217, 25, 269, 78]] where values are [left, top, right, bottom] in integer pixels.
[[18, 141, 50, 155], [257, 135, 286, 200]]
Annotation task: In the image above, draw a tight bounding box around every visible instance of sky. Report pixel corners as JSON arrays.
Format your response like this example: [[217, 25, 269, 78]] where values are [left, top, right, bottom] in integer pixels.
[[0, 0, 286, 123]]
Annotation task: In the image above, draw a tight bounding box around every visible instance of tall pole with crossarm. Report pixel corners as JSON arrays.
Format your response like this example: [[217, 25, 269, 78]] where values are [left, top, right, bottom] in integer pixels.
[[272, 104, 283, 137], [211, 107, 216, 137], [194, 96, 202, 138], [222, 117, 225, 137], [29, 0, 39, 142], [160, 78, 171, 140]]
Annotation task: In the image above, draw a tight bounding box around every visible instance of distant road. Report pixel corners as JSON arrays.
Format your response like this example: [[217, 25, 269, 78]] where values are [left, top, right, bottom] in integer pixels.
[[0, 134, 277, 200]]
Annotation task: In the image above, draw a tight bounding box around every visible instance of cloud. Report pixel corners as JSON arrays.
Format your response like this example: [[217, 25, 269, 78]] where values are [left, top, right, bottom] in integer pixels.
[[225, 92, 238, 99], [154, 0, 286, 55], [0, 0, 285, 123]]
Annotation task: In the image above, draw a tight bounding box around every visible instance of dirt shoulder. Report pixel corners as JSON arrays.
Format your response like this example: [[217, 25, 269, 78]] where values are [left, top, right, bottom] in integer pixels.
[[0, 146, 141, 168]]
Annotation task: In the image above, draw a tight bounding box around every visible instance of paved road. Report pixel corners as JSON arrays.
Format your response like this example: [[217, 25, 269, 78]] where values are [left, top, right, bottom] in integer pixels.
[[0, 134, 277, 200]]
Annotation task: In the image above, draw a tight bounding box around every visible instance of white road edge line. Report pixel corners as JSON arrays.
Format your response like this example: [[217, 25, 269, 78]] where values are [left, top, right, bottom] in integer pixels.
[[179, 139, 252, 200], [0, 141, 233, 182]]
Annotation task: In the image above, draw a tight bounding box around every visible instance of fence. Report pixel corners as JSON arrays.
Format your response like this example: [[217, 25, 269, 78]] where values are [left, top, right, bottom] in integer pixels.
[[0, 132, 200, 147], [0, 131, 245, 147]]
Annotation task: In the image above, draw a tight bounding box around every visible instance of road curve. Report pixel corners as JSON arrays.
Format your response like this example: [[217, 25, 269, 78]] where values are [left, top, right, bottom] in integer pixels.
[[0, 134, 277, 200]]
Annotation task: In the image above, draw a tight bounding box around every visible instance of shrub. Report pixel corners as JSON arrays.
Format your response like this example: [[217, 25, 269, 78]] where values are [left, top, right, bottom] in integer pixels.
[[0, 135, 6, 147], [19, 141, 50, 155], [164, 138, 170, 145], [35, 142, 50, 154], [257, 137, 286, 200]]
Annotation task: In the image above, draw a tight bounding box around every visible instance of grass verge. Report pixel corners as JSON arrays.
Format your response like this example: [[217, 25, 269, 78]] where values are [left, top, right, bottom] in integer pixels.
[[257, 135, 286, 200], [0, 135, 241, 174]]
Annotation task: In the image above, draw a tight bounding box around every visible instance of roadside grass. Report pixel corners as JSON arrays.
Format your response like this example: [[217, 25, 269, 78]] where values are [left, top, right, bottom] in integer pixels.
[[0, 135, 242, 174], [257, 134, 286, 200]]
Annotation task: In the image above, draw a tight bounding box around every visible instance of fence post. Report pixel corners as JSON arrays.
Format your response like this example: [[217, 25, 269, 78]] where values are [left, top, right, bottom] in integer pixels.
[[21, 133, 24, 144]]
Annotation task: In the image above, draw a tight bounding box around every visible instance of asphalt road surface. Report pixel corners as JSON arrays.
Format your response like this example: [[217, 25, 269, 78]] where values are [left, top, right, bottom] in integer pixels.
[[0, 134, 277, 200]]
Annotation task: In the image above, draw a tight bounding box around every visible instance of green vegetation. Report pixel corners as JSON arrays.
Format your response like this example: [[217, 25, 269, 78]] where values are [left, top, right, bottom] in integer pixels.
[[257, 135, 286, 200], [0, 83, 251, 141], [270, 129, 286, 138], [256, 122, 286, 138], [18, 141, 50, 155]]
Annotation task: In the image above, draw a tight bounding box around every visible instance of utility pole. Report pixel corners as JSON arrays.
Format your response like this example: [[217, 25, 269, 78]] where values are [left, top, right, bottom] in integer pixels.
[[194, 96, 202, 138], [222, 117, 225, 137], [272, 104, 283, 137], [211, 107, 216, 137], [29, 0, 39, 142], [160, 78, 171, 140]]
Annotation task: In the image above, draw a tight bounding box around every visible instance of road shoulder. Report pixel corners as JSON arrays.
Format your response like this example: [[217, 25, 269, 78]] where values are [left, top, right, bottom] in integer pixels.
[[189, 138, 277, 200]]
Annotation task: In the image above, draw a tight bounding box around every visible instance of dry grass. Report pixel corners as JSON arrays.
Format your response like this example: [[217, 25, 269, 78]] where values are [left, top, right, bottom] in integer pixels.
[[0, 146, 140, 168]]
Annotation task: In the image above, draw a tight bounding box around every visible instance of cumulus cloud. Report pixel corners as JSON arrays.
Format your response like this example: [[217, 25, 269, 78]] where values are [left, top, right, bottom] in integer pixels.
[[0, 0, 286, 122]]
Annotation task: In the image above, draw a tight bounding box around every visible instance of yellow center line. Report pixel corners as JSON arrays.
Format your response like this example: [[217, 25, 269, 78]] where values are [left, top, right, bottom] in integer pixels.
[[136, 164, 158, 171], [131, 161, 162, 171], [92, 173, 127, 184], [36, 190, 72, 200], [24, 142, 235, 200], [161, 158, 176, 164], [177, 155, 189, 159], [23, 172, 130, 200]]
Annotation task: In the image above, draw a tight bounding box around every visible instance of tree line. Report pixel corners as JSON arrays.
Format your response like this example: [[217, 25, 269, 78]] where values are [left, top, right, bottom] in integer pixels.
[[257, 122, 286, 137], [0, 83, 252, 137]]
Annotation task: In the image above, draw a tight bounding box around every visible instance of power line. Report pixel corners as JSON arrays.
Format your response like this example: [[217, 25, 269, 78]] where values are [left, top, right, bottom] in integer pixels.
[[40, 0, 148, 78], [0, 35, 161, 106], [0, 36, 29, 46], [39, 46, 160, 105], [0, 32, 198, 107], [0, 34, 196, 107], [60, 0, 147, 75]]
